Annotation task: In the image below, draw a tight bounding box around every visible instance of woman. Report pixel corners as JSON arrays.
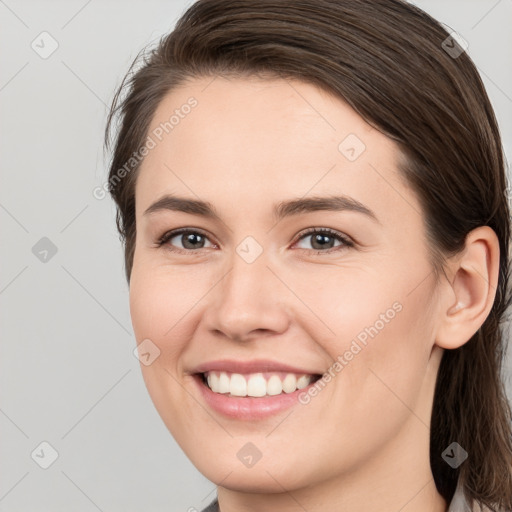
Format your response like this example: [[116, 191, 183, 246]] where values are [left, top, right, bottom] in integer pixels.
[[104, 0, 512, 510]]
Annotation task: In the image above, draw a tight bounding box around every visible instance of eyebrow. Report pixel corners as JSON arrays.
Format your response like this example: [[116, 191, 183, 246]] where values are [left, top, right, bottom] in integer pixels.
[[143, 194, 380, 224]]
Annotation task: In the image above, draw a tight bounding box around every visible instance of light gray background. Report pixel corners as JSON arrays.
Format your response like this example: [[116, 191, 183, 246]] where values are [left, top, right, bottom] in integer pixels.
[[1, 1, 511, 510]]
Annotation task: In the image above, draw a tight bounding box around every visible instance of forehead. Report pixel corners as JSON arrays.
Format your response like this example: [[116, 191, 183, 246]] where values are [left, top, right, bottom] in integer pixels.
[[135, 76, 419, 225]]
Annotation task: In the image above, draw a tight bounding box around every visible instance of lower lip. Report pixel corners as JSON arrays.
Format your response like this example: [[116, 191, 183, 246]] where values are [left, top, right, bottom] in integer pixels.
[[193, 374, 319, 420]]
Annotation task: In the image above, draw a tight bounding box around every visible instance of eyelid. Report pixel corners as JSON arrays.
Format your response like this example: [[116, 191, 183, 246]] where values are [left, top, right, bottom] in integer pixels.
[[293, 226, 352, 243], [156, 226, 354, 254], [291, 227, 354, 252], [156, 227, 217, 253]]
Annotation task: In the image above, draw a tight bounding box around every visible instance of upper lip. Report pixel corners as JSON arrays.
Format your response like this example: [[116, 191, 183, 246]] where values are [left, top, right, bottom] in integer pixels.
[[191, 359, 322, 376]]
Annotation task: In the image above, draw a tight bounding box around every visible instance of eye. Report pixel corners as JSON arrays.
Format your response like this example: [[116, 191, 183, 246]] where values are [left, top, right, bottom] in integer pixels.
[[293, 227, 354, 254], [157, 228, 215, 254], [156, 227, 354, 255]]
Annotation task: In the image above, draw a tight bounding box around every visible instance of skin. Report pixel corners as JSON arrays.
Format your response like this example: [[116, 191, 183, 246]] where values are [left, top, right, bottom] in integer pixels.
[[129, 75, 500, 512]]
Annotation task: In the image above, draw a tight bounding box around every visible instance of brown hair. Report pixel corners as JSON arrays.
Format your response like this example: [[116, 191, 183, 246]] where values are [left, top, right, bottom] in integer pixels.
[[104, 0, 512, 509]]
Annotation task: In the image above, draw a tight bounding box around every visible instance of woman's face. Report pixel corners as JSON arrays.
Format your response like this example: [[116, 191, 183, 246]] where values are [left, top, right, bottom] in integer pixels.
[[130, 76, 445, 497]]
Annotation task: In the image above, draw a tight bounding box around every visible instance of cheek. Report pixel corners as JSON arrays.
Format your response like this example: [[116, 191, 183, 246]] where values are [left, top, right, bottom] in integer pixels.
[[128, 265, 204, 431], [129, 262, 204, 343], [316, 264, 435, 404], [288, 265, 402, 351]]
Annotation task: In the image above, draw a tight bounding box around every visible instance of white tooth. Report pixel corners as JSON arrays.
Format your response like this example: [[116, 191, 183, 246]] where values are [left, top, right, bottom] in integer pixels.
[[247, 373, 267, 397], [230, 373, 247, 396], [208, 372, 219, 391], [218, 372, 230, 393], [266, 375, 283, 395], [296, 375, 312, 389], [282, 373, 297, 393], [206, 371, 314, 397]]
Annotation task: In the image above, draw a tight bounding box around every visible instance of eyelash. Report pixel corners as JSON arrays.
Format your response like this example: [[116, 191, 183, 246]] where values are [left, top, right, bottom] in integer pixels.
[[156, 227, 355, 256]]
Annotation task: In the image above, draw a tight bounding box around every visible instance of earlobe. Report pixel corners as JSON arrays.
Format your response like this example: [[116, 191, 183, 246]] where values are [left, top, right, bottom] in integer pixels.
[[435, 226, 500, 350]]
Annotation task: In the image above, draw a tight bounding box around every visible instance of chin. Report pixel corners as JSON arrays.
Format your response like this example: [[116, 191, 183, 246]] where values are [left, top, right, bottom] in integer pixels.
[[191, 450, 313, 493]]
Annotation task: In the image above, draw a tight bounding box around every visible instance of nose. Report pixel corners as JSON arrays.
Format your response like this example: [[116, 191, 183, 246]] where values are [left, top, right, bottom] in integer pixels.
[[201, 247, 290, 342]]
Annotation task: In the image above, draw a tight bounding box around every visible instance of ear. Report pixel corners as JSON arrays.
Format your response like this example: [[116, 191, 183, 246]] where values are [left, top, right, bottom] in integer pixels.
[[435, 226, 500, 350]]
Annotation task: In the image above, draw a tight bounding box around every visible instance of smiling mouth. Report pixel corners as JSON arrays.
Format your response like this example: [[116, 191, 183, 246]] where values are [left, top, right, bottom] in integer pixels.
[[199, 370, 322, 398]]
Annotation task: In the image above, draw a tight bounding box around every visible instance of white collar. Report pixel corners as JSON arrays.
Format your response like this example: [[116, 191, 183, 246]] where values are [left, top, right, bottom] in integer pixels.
[[447, 477, 473, 512]]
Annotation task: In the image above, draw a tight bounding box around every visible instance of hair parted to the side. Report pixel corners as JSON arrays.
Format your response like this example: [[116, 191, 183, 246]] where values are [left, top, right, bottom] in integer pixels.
[[104, 0, 512, 509]]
